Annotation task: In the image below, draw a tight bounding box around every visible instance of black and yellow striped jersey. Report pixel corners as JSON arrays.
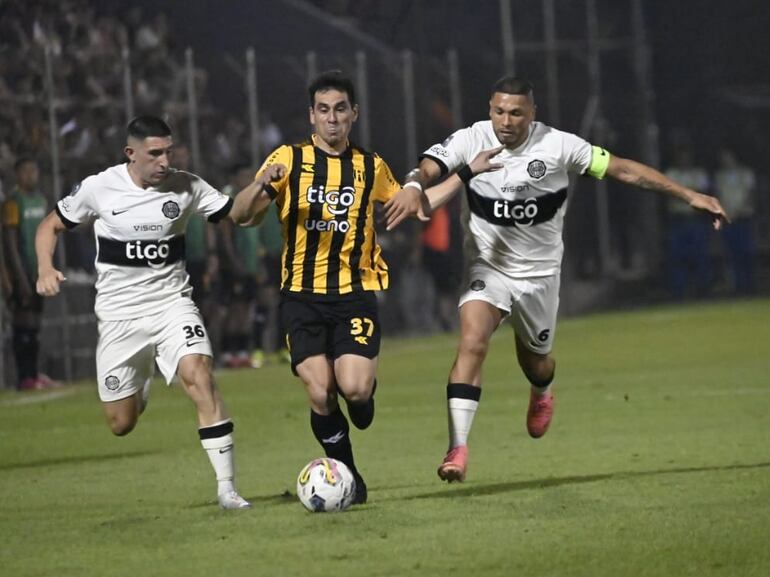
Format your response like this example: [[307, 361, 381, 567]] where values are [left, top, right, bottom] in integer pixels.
[[257, 136, 401, 296]]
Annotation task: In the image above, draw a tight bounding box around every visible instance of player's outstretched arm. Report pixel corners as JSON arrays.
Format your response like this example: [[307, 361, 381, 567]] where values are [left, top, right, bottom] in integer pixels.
[[419, 145, 506, 219], [384, 158, 443, 231], [230, 163, 287, 227], [606, 155, 730, 230], [385, 147, 504, 230], [35, 211, 68, 296]]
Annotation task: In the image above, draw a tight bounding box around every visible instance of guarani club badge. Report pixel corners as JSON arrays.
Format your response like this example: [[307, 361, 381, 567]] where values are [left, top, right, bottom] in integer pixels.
[[162, 200, 180, 219]]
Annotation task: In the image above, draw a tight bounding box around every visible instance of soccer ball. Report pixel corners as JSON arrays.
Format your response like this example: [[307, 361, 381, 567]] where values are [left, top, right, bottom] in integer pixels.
[[296, 458, 356, 512]]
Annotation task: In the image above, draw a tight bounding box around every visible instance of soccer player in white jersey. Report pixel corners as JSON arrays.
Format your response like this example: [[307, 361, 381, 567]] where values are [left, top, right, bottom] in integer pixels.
[[35, 116, 285, 508], [384, 76, 729, 483]]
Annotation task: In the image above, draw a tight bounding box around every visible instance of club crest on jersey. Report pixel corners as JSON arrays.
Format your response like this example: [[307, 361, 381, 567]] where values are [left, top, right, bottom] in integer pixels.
[[162, 200, 180, 219], [105, 375, 120, 390], [527, 159, 547, 179]]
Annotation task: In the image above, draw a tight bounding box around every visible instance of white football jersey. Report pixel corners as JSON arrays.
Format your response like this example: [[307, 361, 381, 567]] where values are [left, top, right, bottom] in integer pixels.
[[422, 120, 593, 278], [57, 163, 231, 320]]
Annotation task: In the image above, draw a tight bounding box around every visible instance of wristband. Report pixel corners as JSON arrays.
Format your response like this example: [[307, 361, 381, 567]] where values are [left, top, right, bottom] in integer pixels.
[[457, 164, 474, 184], [403, 181, 423, 192]]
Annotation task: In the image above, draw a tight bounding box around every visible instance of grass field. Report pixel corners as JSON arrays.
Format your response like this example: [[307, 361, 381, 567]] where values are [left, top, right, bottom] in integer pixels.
[[1, 299, 769, 577]]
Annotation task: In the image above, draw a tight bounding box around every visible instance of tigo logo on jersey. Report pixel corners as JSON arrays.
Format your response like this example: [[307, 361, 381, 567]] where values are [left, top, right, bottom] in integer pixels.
[[304, 185, 355, 233], [493, 197, 539, 226], [125, 240, 171, 265]]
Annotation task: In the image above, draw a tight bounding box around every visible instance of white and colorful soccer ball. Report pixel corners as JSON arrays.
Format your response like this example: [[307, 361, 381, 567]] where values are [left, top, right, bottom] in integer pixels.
[[296, 458, 356, 512]]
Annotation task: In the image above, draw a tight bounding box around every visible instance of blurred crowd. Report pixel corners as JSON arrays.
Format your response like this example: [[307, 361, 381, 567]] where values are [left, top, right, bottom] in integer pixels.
[[0, 1, 763, 391]]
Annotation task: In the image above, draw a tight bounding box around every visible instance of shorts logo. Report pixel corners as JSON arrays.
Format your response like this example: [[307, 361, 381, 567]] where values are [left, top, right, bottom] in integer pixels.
[[470, 279, 486, 291], [527, 159, 546, 179], [105, 375, 120, 391], [162, 200, 180, 219]]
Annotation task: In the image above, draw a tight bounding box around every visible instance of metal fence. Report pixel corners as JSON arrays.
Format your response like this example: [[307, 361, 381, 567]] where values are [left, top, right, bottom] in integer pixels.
[[3, 0, 765, 387]]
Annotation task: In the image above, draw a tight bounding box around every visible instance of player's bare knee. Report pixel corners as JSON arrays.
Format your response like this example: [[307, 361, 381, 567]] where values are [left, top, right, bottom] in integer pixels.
[[336, 375, 374, 403], [459, 333, 490, 361]]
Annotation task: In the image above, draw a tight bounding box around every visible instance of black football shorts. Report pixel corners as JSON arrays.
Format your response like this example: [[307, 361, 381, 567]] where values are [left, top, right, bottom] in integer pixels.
[[280, 291, 380, 373]]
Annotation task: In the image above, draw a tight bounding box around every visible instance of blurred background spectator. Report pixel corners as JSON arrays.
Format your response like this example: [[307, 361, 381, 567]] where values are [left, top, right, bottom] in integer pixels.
[[1, 0, 768, 387]]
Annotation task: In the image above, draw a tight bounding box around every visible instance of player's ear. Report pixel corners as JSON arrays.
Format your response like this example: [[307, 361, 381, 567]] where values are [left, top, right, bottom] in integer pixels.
[[351, 103, 359, 122], [124, 145, 135, 163]]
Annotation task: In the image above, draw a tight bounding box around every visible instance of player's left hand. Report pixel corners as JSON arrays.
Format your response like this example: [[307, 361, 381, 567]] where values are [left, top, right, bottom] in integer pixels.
[[689, 193, 730, 230], [468, 145, 505, 175]]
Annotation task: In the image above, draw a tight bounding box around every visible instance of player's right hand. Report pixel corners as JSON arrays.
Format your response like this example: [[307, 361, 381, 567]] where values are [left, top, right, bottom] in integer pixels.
[[257, 163, 287, 186], [36, 268, 67, 297], [468, 145, 505, 175]]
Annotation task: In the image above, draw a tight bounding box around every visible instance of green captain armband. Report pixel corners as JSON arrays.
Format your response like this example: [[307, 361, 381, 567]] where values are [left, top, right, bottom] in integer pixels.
[[587, 146, 610, 179]]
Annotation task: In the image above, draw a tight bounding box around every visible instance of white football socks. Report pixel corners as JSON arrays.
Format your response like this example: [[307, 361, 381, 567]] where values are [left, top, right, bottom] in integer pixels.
[[448, 397, 479, 449], [200, 419, 236, 496]]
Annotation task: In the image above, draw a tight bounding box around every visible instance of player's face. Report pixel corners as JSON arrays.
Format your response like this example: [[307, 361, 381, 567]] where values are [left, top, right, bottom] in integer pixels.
[[489, 92, 536, 148], [125, 136, 173, 188], [309, 89, 358, 153]]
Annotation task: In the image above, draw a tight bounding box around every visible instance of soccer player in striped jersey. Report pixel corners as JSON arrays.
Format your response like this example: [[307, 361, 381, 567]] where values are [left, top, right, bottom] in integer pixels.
[[35, 115, 285, 509], [241, 70, 401, 504], [385, 76, 729, 483]]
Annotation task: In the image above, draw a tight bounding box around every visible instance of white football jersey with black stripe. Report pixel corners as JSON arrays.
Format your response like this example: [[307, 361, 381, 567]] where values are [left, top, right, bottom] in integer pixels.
[[422, 120, 593, 278], [57, 164, 231, 320]]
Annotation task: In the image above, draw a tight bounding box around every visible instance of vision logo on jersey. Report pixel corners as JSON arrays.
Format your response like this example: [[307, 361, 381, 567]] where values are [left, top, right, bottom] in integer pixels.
[[527, 159, 547, 179], [162, 200, 180, 219], [304, 185, 355, 233]]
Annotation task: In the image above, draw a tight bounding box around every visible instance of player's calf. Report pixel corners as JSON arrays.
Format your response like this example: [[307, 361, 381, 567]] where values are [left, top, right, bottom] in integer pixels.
[[340, 379, 377, 430]]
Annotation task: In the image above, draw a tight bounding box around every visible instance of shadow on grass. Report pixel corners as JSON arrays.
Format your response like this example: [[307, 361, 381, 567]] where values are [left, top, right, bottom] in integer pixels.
[[0, 450, 160, 471], [189, 490, 297, 509], [409, 460, 770, 500]]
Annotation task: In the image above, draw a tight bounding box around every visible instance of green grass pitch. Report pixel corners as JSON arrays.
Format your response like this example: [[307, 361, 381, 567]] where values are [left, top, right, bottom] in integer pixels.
[[1, 299, 769, 577]]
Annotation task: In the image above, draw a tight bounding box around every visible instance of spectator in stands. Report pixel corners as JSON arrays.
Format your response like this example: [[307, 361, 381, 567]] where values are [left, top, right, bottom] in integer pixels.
[[714, 148, 757, 295], [664, 143, 713, 299], [421, 203, 460, 332], [219, 163, 261, 368], [1, 158, 59, 390], [252, 200, 288, 366]]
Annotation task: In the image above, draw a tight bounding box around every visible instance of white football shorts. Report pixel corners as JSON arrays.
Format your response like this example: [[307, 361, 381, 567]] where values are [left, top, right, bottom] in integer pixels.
[[458, 260, 560, 354], [95, 298, 213, 402]]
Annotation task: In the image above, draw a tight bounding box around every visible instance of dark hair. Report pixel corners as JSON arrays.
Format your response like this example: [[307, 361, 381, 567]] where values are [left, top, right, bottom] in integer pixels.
[[126, 115, 172, 140], [14, 156, 37, 171], [490, 76, 535, 99], [308, 70, 356, 107]]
